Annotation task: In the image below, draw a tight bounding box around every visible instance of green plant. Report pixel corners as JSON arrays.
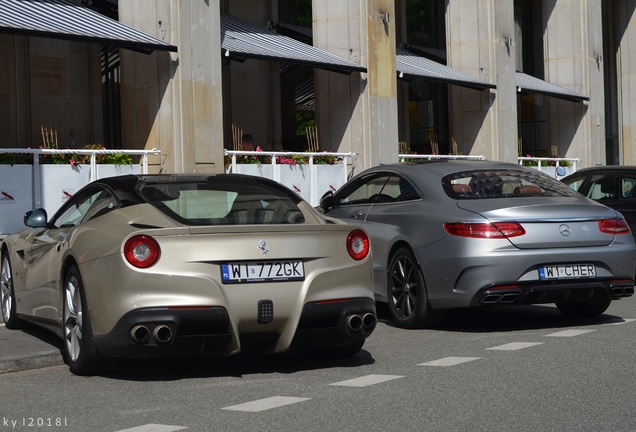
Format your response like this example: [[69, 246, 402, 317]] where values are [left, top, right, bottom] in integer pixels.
[[521, 154, 571, 167], [0, 153, 31, 165]]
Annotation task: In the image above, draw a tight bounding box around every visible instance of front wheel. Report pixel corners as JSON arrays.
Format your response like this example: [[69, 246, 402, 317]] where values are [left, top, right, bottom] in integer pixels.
[[63, 266, 102, 376], [387, 247, 444, 329], [1, 252, 24, 330], [555, 297, 612, 318]]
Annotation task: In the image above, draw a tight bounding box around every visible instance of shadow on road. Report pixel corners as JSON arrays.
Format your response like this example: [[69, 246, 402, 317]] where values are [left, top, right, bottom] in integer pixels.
[[101, 348, 375, 381], [376, 302, 628, 333]]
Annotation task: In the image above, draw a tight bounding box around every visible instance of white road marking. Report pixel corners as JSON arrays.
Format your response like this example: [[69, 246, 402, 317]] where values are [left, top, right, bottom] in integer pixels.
[[604, 318, 636, 325], [486, 342, 543, 351], [545, 329, 595, 337], [222, 396, 311, 412], [115, 425, 187, 432], [418, 357, 482, 367], [330, 374, 405, 387]]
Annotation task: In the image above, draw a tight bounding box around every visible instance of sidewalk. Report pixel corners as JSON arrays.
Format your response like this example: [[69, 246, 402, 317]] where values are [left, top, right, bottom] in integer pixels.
[[0, 324, 64, 373]]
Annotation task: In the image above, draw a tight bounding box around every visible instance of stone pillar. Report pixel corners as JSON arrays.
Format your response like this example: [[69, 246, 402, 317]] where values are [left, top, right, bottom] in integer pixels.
[[313, 0, 398, 170], [120, 0, 224, 174], [544, 0, 604, 168], [446, 1, 514, 162], [617, 0, 636, 164]]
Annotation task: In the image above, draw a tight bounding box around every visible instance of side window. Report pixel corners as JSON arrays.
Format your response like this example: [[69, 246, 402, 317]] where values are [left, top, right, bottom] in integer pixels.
[[563, 177, 586, 192], [336, 175, 391, 205], [380, 176, 420, 201], [621, 177, 636, 198], [52, 188, 112, 228], [587, 175, 617, 200]]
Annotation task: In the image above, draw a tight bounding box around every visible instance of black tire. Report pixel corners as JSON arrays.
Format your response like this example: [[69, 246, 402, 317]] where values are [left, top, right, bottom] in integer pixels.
[[62, 266, 102, 376], [556, 297, 612, 318], [303, 341, 365, 359], [1, 252, 24, 330], [387, 247, 444, 329]]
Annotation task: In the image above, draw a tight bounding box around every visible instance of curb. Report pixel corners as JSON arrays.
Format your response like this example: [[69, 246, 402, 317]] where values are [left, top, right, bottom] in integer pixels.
[[0, 350, 64, 374]]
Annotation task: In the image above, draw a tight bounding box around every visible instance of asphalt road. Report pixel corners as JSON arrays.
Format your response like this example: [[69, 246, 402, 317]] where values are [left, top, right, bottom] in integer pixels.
[[1, 299, 635, 432]]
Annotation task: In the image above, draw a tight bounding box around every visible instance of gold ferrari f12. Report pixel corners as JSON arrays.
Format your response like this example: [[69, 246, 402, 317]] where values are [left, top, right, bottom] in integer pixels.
[[1, 174, 375, 375]]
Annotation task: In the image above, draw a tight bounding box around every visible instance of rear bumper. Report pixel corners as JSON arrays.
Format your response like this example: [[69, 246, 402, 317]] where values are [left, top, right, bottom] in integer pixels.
[[93, 298, 376, 359], [469, 278, 634, 307]]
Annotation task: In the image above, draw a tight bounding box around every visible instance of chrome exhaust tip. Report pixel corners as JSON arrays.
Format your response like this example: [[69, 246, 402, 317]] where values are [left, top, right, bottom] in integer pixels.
[[362, 313, 377, 331], [346, 314, 363, 332], [130, 325, 150, 345], [153, 324, 173, 344]]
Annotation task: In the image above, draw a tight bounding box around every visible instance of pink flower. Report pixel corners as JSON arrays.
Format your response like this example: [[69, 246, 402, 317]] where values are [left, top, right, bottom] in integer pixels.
[[70, 159, 76, 166], [256, 146, 263, 152]]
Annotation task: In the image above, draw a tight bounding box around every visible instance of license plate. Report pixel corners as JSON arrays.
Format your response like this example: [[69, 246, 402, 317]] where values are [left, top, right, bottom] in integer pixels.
[[539, 264, 596, 280], [221, 260, 305, 283]]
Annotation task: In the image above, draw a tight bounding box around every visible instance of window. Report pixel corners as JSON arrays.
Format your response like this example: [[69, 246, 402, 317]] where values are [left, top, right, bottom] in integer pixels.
[[51, 188, 117, 228], [141, 180, 305, 225], [444, 170, 580, 199]]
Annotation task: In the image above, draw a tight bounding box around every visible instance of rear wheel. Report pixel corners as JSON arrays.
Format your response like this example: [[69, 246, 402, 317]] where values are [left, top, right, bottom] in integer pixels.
[[1, 252, 24, 329], [387, 247, 444, 329], [63, 266, 102, 376], [556, 297, 612, 318]]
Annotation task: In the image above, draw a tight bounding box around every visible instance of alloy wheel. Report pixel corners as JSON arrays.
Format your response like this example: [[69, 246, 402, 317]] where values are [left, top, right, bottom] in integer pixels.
[[1, 255, 12, 323], [389, 254, 418, 320], [64, 275, 83, 362]]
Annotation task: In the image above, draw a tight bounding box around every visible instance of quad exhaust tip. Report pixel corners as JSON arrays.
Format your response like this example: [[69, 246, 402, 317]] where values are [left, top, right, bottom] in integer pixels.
[[130, 324, 174, 345], [346, 313, 377, 333]]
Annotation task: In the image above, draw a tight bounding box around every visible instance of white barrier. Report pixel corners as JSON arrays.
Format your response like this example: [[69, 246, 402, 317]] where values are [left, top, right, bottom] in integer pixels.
[[0, 148, 159, 234]]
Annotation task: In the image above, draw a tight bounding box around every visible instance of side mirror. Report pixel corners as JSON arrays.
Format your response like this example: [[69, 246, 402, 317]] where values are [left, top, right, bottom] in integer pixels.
[[556, 166, 567, 177], [24, 208, 48, 228], [319, 191, 335, 213]]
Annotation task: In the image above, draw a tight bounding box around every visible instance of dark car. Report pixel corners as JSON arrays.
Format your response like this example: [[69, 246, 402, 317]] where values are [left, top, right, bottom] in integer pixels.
[[561, 166, 636, 241], [319, 160, 636, 329]]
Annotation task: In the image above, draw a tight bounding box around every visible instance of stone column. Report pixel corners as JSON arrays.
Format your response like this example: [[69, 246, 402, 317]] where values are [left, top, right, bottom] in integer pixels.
[[120, 0, 224, 174], [544, 0, 604, 167], [446, 1, 515, 163], [617, 0, 636, 164], [313, 0, 398, 170]]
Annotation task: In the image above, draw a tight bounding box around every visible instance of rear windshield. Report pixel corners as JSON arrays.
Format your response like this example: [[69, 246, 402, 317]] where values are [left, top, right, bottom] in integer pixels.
[[443, 169, 581, 199], [140, 180, 305, 225]]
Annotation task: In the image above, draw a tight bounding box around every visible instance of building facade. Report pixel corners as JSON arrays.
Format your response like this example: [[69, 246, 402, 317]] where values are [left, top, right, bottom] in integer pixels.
[[2, 0, 636, 174]]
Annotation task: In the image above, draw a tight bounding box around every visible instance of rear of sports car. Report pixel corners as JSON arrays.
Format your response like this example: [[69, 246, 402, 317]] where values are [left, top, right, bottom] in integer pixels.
[[81, 175, 375, 359], [421, 168, 636, 313]]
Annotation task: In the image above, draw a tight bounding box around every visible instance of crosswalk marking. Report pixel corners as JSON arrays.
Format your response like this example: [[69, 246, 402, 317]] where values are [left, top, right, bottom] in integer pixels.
[[222, 396, 311, 412], [546, 329, 595, 337], [486, 342, 543, 351], [115, 425, 187, 432], [330, 374, 405, 387], [418, 357, 481, 367], [604, 318, 636, 325]]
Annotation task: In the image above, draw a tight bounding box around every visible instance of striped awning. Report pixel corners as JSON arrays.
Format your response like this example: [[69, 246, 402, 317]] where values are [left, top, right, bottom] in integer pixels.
[[0, 0, 177, 53], [221, 14, 366, 74], [516, 72, 588, 102], [396, 48, 495, 91]]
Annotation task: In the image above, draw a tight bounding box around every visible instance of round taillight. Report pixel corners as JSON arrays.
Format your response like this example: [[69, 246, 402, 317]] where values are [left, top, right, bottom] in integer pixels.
[[124, 235, 160, 268], [347, 229, 370, 261]]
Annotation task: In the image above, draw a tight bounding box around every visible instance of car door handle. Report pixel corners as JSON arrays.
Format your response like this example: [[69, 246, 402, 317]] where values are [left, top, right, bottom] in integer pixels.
[[349, 210, 364, 219]]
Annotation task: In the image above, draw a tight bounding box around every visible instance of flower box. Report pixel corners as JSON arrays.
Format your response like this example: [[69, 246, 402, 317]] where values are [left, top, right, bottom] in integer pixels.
[[226, 163, 348, 206], [0, 163, 141, 235]]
